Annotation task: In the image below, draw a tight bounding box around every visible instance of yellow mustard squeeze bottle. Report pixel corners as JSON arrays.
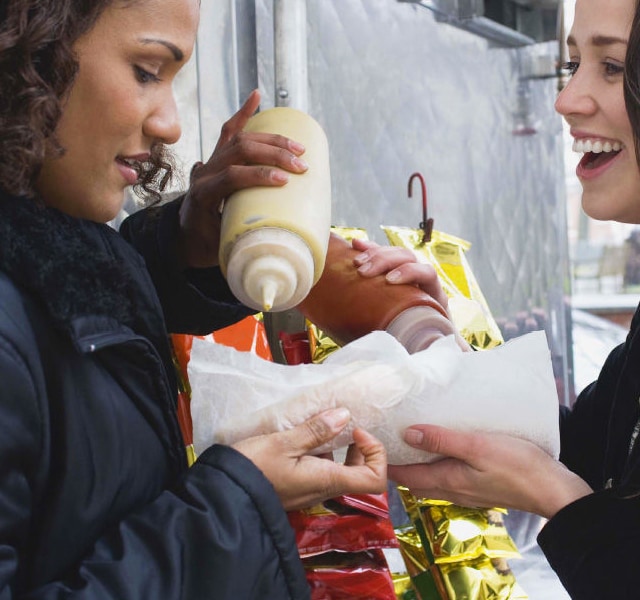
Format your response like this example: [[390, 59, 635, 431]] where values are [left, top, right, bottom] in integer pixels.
[[219, 107, 332, 312]]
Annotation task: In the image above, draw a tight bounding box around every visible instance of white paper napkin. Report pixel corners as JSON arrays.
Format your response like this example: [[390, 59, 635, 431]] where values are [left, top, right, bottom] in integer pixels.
[[189, 330, 560, 464]]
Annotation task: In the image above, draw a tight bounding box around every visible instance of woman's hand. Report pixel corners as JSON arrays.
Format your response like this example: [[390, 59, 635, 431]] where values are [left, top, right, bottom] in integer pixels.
[[351, 238, 470, 351], [351, 238, 450, 311], [388, 424, 592, 519], [178, 89, 308, 268], [232, 408, 387, 511]]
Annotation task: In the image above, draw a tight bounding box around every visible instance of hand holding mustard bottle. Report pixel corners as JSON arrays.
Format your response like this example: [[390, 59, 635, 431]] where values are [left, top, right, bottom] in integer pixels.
[[177, 89, 310, 271]]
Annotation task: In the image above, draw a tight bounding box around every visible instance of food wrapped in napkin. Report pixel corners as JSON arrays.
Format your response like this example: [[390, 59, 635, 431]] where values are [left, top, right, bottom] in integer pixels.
[[189, 330, 560, 464]]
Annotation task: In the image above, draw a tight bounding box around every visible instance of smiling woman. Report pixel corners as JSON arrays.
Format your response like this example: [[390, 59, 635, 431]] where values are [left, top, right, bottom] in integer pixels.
[[555, 0, 640, 224], [387, 0, 640, 597]]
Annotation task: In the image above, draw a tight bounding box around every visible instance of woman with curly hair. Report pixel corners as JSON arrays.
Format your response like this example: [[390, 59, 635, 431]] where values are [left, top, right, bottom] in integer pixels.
[[0, 0, 391, 597]]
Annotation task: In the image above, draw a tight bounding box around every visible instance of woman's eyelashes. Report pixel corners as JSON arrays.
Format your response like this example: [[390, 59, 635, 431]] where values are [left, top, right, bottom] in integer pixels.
[[560, 59, 624, 79], [603, 61, 624, 77], [134, 65, 161, 84]]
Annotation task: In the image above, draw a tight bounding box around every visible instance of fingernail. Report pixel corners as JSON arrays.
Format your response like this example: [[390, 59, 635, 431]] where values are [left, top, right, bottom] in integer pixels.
[[289, 140, 306, 154], [404, 428, 424, 446], [386, 270, 401, 282], [357, 261, 371, 274], [292, 157, 308, 171], [353, 252, 369, 265], [271, 170, 289, 183], [323, 407, 351, 429]]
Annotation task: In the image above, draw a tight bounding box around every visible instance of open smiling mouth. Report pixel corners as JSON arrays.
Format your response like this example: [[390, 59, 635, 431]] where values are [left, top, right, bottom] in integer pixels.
[[574, 139, 622, 171]]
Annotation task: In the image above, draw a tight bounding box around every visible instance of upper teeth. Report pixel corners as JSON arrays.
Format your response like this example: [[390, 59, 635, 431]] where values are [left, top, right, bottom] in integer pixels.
[[572, 139, 622, 153]]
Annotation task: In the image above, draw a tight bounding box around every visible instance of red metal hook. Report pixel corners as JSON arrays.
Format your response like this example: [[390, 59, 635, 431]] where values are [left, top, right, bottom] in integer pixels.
[[408, 172, 433, 244]]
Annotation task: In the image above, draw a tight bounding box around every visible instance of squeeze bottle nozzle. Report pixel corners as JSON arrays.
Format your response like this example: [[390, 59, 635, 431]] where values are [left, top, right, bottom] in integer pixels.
[[225, 227, 315, 312]]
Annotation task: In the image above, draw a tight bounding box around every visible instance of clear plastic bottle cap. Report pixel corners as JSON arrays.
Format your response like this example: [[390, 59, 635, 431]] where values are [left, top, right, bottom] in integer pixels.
[[226, 228, 315, 312]]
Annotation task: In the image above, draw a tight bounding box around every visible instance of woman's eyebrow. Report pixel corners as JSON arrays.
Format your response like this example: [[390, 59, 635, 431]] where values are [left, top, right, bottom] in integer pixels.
[[566, 33, 628, 48], [139, 38, 184, 61]]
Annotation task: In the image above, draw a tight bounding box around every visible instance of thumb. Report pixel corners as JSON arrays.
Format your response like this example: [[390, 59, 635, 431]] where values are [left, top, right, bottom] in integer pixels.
[[285, 408, 351, 455], [402, 424, 474, 462]]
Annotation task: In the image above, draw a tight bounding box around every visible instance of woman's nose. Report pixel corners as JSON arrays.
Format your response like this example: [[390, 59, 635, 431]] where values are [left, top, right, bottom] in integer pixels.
[[555, 72, 597, 118], [144, 91, 182, 145]]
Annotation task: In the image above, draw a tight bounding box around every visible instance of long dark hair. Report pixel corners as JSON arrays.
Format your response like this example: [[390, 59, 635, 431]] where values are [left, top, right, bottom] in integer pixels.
[[0, 0, 174, 201], [625, 0, 640, 168]]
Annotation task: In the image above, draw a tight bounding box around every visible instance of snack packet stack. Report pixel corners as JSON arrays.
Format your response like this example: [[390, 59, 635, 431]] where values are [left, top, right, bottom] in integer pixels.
[[289, 494, 400, 599], [395, 489, 528, 600]]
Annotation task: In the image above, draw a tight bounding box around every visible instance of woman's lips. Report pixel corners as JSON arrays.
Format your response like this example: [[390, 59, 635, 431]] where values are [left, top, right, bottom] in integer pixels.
[[116, 158, 139, 186]]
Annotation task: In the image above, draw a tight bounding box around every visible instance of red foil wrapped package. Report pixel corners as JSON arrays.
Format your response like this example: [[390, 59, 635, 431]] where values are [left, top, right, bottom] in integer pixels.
[[279, 330, 313, 365], [289, 493, 398, 558], [304, 550, 397, 600]]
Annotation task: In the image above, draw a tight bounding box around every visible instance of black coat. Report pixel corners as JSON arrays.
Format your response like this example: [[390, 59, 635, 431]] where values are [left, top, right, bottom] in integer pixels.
[[0, 192, 310, 599], [538, 304, 640, 599]]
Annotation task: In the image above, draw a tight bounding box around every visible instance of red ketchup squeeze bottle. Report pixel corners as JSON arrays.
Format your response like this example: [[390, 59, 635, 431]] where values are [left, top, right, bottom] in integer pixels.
[[297, 233, 457, 353]]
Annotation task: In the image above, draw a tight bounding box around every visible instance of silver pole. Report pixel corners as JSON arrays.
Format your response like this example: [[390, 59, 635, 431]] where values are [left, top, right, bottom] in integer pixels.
[[273, 0, 308, 110]]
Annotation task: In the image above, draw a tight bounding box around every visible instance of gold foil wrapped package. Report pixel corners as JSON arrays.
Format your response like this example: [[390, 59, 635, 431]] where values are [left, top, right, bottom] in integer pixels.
[[307, 321, 340, 363], [395, 489, 527, 599], [392, 573, 418, 600], [395, 523, 527, 600], [439, 557, 528, 600], [395, 525, 444, 599], [381, 225, 503, 350], [422, 504, 520, 564]]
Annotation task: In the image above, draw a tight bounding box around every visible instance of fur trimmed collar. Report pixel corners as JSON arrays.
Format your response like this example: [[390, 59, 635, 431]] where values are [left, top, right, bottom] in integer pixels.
[[0, 192, 138, 331]]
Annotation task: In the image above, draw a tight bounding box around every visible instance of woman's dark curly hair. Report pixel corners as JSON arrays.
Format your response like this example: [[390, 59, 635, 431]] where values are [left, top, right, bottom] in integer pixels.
[[0, 0, 174, 202], [625, 0, 640, 169]]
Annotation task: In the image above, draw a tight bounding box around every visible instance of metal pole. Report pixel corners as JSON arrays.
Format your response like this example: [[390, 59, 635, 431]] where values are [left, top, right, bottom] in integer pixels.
[[273, 0, 308, 110]]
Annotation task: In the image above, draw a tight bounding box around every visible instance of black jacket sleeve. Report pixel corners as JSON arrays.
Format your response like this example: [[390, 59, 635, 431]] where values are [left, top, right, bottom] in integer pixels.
[[43, 447, 309, 599], [119, 197, 254, 335], [538, 490, 640, 600], [557, 343, 626, 489]]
